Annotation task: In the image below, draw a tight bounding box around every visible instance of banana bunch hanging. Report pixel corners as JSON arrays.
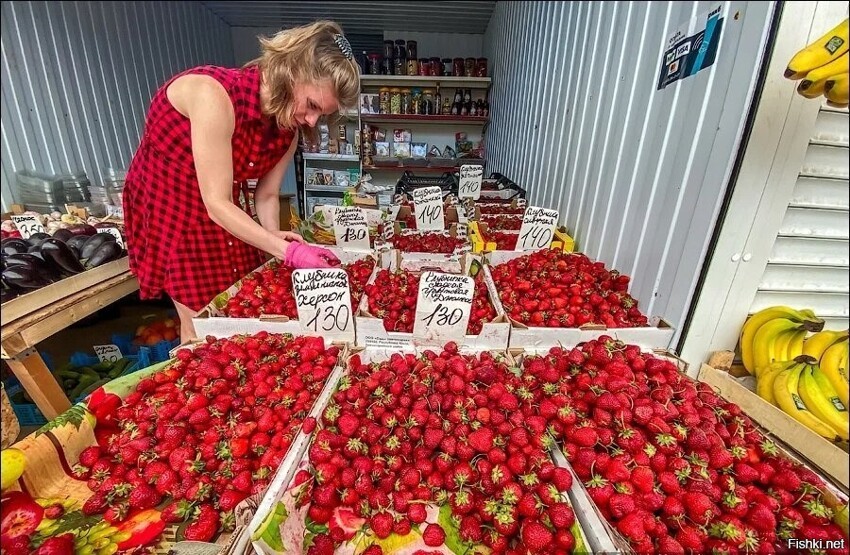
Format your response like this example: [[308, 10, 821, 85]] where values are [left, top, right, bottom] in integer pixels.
[[785, 18, 849, 107]]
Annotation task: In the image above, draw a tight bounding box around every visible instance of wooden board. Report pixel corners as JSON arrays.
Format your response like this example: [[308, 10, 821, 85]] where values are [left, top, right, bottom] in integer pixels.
[[0, 257, 130, 324]]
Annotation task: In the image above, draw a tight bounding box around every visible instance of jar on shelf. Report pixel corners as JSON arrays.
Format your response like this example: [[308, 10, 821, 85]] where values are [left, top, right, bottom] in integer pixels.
[[407, 58, 418, 76], [442, 97, 452, 115], [411, 88, 423, 115], [379, 87, 391, 114], [419, 58, 430, 76], [401, 88, 412, 115], [423, 89, 435, 115], [431, 57, 442, 76], [368, 54, 381, 75], [464, 58, 476, 77], [382, 57, 393, 75], [390, 88, 402, 114], [406, 40, 418, 61], [394, 40, 407, 61], [476, 58, 488, 77], [452, 58, 464, 77], [442, 58, 452, 77], [383, 40, 394, 61]]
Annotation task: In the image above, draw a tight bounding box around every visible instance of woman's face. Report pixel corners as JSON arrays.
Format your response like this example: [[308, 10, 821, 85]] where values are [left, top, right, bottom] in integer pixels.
[[292, 81, 338, 127]]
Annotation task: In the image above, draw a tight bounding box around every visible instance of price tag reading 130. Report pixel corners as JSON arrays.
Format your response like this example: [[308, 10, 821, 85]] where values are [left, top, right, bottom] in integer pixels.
[[292, 268, 355, 342], [516, 206, 559, 251], [11, 215, 46, 239], [412, 186, 445, 231], [332, 206, 370, 251], [412, 271, 474, 344], [93, 344, 123, 363]]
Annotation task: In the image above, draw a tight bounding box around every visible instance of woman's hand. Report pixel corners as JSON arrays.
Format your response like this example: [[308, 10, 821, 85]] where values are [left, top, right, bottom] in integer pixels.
[[272, 230, 306, 244], [284, 242, 341, 269]]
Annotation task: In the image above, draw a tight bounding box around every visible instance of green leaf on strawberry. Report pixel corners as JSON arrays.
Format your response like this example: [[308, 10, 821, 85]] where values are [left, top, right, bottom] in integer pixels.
[[304, 516, 329, 535], [437, 504, 468, 554]]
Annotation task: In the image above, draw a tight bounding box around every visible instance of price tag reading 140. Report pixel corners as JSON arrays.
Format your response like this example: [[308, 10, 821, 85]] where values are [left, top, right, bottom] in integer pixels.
[[292, 268, 355, 342], [94, 344, 123, 363], [412, 186, 445, 231], [458, 165, 483, 200], [332, 206, 370, 251], [412, 272, 474, 344], [516, 206, 559, 251], [11, 215, 46, 239]]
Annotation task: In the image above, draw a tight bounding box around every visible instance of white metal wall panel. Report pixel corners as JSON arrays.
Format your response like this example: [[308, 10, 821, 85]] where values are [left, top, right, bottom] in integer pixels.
[[1, 1, 234, 212], [483, 1, 774, 343], [753, 104, 850, 331]]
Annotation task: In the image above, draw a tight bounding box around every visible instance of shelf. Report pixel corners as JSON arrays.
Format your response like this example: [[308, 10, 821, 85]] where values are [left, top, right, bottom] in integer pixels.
[[363, 165, 459, 173], [360, 75, 491, 89], [302, 153, 360, 162], [360, 114, 488, 125], [305, 185, 350, 193]]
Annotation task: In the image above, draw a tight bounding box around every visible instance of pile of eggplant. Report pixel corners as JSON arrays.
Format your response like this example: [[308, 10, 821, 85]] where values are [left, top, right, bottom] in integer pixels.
[[1, 224, 126, 303]]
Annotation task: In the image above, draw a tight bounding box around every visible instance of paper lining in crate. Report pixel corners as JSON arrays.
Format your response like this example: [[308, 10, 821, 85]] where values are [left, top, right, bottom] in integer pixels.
[[3, 336, 349, 554], [192, 246, 378, 339], [245, 346, 593, 554], [485, 250, 675, 350], [354, 251, 510, 349]]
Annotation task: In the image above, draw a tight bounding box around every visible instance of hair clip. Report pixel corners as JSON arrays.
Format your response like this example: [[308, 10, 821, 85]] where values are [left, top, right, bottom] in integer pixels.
[[334, 34, 353, 60]]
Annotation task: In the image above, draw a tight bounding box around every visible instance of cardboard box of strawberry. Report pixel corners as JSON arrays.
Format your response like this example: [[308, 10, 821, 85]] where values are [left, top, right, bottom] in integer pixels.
[[513, 337, 849, 554], [0, 332, 343, 554], [246, 344, 593, 554]]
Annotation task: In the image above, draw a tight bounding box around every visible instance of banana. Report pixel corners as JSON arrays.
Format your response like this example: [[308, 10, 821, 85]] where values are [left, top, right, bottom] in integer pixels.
[[786, 328, 808, 360], [739, 306, 824, 373], [798, 52, 850, 88], [786, 18, 850, 78], [798, 77, 829, 99], [757, 360, 797, 406], [753, 318, 809, 377], [804, 329, 848, 360], [774, 328, 799, 361], [773, 359, 842, 440], [820, 337, 850, 407], [799, 364, 850, 440], [825, 73, 849, 106]]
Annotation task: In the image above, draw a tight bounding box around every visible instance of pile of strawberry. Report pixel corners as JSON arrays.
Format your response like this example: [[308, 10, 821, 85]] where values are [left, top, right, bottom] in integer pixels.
[[490, 250, 648, 328], [222, 258, 375, 318], [522, 337, 848, 554], [364, 269, 496, 334], [485, 231, 520, 251], [392, 232, 466, 254], [479, 204, 525, 215], [73, 333, 337, 543], [481, 214, 523, 231], [297, 343, 578, 554]]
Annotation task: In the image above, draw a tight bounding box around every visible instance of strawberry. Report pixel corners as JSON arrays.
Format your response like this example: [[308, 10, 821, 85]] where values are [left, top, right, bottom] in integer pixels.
[[363, 546, 383, 555], [184, 514, 219, 542], [162, 500, 194, 523], [128, 484, 160, 510], [521, 519, 553, 550], [370, 512, 394, 539], [422, 523, 446, 547], [548, 502, 575, 529], [78, 446, 101, 468]]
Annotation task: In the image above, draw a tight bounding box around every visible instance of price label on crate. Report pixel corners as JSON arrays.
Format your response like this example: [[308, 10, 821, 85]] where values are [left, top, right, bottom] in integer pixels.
[[456, 222, 468, 239], [413, 271, 474, 344], [292, 268, 354, 342], [516, 206, 558, 251], [458, 165, 483, 200], [332, 206, 370, 251], [11, 215, 45, 239], [94, 344, 123, 363], [106, 204, 125, 219], [102, 227, 125, 249], [412, 186, 444, 231]]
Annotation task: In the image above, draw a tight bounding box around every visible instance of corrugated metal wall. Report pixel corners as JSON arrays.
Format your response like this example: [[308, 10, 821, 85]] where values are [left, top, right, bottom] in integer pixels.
[[1, 1, 234, 211], [483, 1, 775, 343]]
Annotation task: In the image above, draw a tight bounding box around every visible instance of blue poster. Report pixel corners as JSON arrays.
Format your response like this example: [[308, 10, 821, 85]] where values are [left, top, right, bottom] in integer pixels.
[[658, 5, 724, 90]]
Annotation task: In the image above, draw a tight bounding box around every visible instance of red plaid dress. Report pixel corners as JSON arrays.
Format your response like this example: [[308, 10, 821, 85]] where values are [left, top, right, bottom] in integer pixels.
[[124, 65, 295, 311]]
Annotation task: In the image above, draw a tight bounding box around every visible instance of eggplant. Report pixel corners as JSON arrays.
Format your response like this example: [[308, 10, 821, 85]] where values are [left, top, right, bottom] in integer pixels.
[[1, 287, 18, 303], [27, 241, 46, 253], [68, 224, 97, 237], [80, 233, 116, 260], [66, 235, 90, 253], [41, 238, 86, 274], [85, 241, 122, 269], [3, 265, 53, 289], [2, 238, 29, 256], [25, 232, 51, 247], [3, 253, 61, 280], [51, 228, 74, 242]]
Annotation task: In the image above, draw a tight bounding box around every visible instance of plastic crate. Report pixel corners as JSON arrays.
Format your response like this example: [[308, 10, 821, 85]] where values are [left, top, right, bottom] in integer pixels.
[[111, 333, 179, 363]]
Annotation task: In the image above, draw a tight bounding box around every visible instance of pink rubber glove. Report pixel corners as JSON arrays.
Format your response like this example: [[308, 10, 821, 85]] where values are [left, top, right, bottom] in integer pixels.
[[284, 242, 341, 269]]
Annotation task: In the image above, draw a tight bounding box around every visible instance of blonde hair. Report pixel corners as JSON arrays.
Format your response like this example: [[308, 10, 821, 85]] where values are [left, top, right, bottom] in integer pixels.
[[250, 21, 360, 131]]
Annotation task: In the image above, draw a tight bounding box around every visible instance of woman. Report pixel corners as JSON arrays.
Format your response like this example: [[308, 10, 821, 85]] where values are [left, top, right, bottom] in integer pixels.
[[124, 21, 358, 340]]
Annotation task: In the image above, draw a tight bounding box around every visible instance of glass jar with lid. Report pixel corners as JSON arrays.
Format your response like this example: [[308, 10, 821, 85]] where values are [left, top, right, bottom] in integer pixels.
[[407, 58, 418, 76], [400, 88, 412, 115], [389, 88, 402, 114], [411, 88, 423, 115], [452, 58, 464, 77], [423, 89, 435, 116], [379, 87, 391, 114], [464, 58, 476, 77]]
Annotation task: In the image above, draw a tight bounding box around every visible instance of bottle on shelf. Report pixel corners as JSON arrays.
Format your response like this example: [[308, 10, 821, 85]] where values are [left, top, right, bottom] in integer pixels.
[[452, 89, 462, 116], [435, 85, 442, 117], [463, 89, 473, 117]]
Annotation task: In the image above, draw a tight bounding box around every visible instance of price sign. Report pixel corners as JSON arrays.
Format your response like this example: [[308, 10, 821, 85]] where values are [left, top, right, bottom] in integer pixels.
[[456, 222, 468, 239], [102, 227, 125, 249], [458, 165, 483, 200], [413, 271, 474, 343], [292, 268, 354, 342], [412, 186, 445, 231], [11, 215, 45, 239], [94, 344, 123, 363], [516, 206, 558, 251], [332, 206, 370, 251], [106, 204, 125, 219]]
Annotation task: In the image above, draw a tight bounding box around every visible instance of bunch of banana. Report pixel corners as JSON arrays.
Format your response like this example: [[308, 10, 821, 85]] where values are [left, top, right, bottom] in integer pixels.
[[806, 330, 850, 407], [765, 355, 849, 441], [739, 306, 824, 375], [785, 17, 849, 107]]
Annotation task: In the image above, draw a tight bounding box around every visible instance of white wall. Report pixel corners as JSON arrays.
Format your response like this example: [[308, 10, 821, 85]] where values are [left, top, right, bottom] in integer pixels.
[[483, 1, 775, 346], [1, 1, 234, 211]]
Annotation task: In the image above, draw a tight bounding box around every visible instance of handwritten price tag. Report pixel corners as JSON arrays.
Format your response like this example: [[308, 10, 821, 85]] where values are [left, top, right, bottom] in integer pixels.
[[458, 165, 483, 200], [292, 268, 354, 342], [412, 186, 445, 231], [11, 215, 45, 239], [102, 227, 125, 249], [456, 222, 468, 239], [413, 272, 474, 343], [106, 204, 125, 219], [516, 206, 558, 251], [94, 344, 123, 363], [332, 206, 370, 251]]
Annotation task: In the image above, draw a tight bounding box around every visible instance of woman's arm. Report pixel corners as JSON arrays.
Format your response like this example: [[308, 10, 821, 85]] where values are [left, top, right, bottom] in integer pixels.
[[167, 75, 289, 259], [255, 135, 298, 232]]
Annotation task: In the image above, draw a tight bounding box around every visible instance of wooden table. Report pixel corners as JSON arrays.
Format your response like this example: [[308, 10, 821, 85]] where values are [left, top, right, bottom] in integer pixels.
[[1, 259, 139, 419]]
